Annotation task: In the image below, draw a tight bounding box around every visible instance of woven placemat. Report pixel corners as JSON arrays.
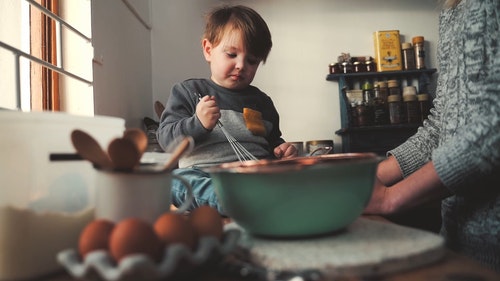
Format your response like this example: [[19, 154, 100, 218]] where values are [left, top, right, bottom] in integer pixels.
[[226, 217, 445, 278]]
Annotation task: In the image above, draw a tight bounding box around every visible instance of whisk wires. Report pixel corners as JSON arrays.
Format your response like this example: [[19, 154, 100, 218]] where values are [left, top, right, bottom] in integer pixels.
[[195, 92, 258, 162]]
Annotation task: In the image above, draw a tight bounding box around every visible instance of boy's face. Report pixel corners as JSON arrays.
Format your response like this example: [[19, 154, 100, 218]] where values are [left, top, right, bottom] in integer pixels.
[[202, 29, 262, 90]]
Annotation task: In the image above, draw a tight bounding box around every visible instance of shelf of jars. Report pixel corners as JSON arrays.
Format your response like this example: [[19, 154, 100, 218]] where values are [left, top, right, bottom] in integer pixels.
[[326, 68, 437, 154]]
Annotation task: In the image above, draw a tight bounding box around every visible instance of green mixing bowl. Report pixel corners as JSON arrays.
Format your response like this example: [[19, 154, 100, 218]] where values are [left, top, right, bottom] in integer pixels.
[[206, 153, 380, 238]]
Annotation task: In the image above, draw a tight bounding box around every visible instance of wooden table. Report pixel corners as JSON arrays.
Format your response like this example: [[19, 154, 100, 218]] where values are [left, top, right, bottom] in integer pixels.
[[40, 216, 500, 281]]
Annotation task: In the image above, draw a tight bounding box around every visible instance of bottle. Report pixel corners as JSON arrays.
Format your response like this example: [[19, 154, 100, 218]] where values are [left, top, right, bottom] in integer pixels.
[[417, 93, 431, 122], [355, 100, 370, 127], [412, 36, 426, 69], [376, 81, 389, 100], [387, 80, 401, 96], [388, 94, 403, 125], [403, 94, 420, 124], [402, 42, 416, 70], [361, 82, 375, 125], [373, 84, 389, 125]]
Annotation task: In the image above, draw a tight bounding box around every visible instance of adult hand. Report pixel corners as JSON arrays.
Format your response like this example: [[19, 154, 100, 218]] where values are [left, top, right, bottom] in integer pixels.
[[196, 95, 220, 130], [274, 142, 297, 159]]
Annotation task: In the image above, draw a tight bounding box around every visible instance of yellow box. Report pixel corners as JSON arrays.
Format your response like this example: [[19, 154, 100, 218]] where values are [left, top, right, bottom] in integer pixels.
[[373, 30, 402, 72]]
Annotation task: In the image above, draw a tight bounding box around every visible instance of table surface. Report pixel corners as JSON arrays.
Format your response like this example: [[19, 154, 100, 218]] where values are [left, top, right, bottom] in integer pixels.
[[39, 216, 500, 281]]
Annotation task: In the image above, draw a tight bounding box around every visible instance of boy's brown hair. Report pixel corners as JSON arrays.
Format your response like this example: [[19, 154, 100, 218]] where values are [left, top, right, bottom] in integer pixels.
[[203, 5, 272, 63]]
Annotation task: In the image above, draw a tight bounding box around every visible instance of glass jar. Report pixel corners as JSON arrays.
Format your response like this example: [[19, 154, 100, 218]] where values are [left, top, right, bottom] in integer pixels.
[[417, 93, 431, 122], [341, 61, 353, 73], [329, 63, 340, 74], [388, 94, 403, 125], [353, 61, 365, 73], [375, 81, 388, 101], [365, 60, 376, 72], [387, 80, 401, 96], [373, 84, 389, 125], [403, 94, 420, 124], [412, 36, 426, 69], [402, 42, 416, 70], [355, 101, 371, 127]]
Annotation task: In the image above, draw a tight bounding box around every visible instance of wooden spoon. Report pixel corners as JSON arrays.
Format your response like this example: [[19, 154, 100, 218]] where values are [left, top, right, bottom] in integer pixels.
[[163, 136, 193, 171], [71, 129, 113, 169], [123, 128, 148, 156], [107, 137, 141, 171]]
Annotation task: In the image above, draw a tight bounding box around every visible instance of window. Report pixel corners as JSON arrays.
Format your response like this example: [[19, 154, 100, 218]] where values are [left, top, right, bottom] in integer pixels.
[[0, 0, 93, 115]]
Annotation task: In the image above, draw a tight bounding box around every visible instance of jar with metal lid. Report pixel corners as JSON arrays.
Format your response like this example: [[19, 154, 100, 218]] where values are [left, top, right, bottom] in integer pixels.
[[387, 80, 401, 96], [402, 42, 416, 70], [329, 63, 340, 74], [412, 36, 426, 69], [388, 94, 403, 125], [417, 93, 431, 122], [353, 61, 365, 73], [403, 94, 420, 124], [341, 61, 353, 73], [365, 60, 376, 72]]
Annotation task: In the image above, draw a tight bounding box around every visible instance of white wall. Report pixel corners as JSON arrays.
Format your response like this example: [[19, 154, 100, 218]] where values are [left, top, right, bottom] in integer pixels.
[[91, 0, 153, 128], [151, 0, 440, 151]]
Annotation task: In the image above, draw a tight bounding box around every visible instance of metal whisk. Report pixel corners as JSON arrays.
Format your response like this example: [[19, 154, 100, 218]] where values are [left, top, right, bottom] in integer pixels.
[[195, 93, 258, 162]]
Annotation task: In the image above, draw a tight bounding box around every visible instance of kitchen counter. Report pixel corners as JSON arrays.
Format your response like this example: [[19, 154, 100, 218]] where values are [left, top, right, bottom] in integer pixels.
[[38, 216, 500, 281]]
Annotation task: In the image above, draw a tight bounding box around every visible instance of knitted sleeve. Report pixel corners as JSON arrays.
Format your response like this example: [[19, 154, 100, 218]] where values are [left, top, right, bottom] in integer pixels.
[[390, 0, 500, 194]]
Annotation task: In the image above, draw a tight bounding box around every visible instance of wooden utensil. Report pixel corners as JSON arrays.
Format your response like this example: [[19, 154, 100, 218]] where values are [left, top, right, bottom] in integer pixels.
[[107, 137, 141, 171], [163, 136, 193, 171], [123, 128, 148, 156], [71, 129, 113, 169]]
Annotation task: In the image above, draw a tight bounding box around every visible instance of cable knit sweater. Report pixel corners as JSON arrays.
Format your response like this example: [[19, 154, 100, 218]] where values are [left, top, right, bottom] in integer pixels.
[[389, 0, 500, 271]]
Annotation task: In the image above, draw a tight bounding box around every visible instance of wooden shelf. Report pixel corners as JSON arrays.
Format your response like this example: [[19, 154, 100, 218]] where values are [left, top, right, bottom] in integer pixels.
[[326, 68, 437, 81]]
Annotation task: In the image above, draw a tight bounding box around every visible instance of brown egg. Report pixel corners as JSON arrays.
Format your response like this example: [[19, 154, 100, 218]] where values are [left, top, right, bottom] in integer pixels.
[[78, 219, 115, 258], [154, 212, 196, 250], [189, 206, 224, 241], [109, 218, 163, 263]]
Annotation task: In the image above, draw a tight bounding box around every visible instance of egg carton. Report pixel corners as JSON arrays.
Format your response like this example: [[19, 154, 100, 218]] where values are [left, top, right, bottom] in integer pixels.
[[57, 229, 241, 281]]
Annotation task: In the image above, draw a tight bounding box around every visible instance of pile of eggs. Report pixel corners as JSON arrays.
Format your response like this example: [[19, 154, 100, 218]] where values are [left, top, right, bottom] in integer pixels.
[[78, 206, 223, 263]]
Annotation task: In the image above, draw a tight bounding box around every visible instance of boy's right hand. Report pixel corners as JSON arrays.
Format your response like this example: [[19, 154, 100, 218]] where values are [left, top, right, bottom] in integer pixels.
[[196, 95, 221, 130]]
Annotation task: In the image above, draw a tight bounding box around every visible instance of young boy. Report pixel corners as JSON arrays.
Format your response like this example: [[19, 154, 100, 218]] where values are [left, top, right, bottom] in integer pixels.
[[156, 5, 297, 214]]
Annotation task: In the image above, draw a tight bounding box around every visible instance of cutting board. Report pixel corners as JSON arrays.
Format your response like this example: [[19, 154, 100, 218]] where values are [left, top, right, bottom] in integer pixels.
[[226, 217, 446, 278]]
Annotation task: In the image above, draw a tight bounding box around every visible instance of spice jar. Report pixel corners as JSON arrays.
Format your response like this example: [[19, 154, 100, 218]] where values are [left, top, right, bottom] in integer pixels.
[[355, 101, 371, 127], [417, 93, 431, 122], [329, 63, 340, 74], [387, 80, 401, 96], [353, 61, 365, 73], [402, 42, 416, 70], [373, 84, 389, 125], [361, 82, 375, 126], [388, 94, 403, 125], [412, 36, 426, 69], [365, 60, 376, 72], [341, 61, 353, 73], [403, 94, 420, 124]]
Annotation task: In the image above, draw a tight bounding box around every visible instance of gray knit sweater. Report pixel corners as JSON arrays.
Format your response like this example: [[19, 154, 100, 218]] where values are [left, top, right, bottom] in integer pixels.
[[157, 78, 285, 168], [389, 0, 500, 271]]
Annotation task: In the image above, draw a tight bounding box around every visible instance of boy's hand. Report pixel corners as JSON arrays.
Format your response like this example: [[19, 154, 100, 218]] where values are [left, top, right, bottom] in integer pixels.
[[196, 95, 220, 130], [274, 142, 297, 159]]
